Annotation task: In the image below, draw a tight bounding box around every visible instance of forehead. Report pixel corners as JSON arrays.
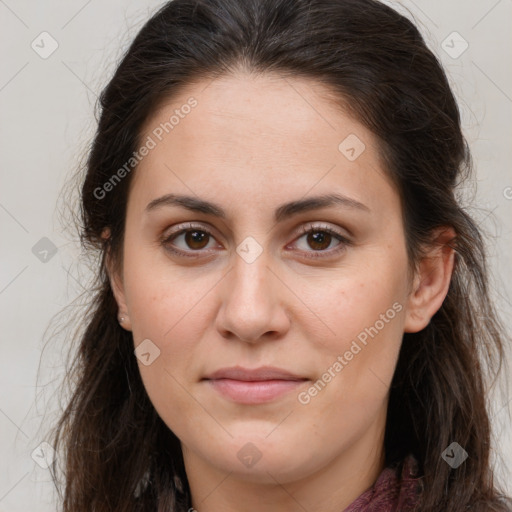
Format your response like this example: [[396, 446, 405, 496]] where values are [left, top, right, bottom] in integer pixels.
[[141, 72, 364, 156], [131, 72, 397, 219]]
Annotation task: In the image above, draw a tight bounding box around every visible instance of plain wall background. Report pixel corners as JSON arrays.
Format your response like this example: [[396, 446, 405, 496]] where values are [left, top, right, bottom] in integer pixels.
[[0, 0, 511, 510]]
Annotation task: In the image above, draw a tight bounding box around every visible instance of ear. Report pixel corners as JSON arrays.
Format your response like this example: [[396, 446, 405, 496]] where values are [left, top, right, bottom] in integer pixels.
[[403, 227, 456, 333], [102, 227, 132, 331]]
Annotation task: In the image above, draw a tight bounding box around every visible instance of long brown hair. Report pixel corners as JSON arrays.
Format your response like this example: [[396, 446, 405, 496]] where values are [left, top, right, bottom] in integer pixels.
[[47, 0, 511, 510]]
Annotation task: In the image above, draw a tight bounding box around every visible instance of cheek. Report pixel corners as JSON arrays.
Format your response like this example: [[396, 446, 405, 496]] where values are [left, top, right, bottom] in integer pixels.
[[313, 265, 407, 350], [123, 246, 210, 339], [122, 250, 222, 405], [305, 257, 409, 403], [122, 258, 215, 433]]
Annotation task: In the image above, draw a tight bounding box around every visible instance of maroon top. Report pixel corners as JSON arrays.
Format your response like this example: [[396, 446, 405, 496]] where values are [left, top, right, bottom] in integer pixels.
[[344, 455, 422, 511]]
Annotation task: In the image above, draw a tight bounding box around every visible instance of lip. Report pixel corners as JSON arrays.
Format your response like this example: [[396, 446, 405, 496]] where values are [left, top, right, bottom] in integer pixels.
[[203, 365, 306, 381], [202, 366, 309, 404]]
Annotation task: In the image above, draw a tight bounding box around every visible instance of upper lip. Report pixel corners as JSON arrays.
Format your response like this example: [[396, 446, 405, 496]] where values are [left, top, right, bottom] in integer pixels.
[[203, 366, 307, 381]]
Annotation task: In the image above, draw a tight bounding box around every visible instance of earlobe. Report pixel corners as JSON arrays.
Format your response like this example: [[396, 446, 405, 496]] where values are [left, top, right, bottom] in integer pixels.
[[403, 227, 456, 333], [109, 266, 133, 332], [109, 272, 132, 331], [103, 229, 133, 332]]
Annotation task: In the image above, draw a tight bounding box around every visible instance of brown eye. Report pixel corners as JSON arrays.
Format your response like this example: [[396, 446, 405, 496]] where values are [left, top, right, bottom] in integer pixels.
[[161, 222, 351, 261], [183, 229, 210, 250], [305, 231, 333, 251], [292, 223, 352, 260], [161, 223, 219, 258]]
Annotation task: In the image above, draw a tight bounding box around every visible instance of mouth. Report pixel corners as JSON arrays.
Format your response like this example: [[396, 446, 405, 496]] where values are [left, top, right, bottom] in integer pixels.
[[202, 366, 309, 404]]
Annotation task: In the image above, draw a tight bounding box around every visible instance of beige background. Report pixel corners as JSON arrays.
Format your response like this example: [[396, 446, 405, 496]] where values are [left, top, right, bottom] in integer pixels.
[[0, 0, 511, 510]]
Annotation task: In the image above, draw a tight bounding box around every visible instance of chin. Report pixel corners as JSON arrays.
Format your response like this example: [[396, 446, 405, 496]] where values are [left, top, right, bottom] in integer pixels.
[[198, 435, 326, 484]]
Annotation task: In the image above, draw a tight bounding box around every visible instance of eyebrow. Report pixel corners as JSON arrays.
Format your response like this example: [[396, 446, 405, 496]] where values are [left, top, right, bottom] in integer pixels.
[[145, 192, 370, 222]]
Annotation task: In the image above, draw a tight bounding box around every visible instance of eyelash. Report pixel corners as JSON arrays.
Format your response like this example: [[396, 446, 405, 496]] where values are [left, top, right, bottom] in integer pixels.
[[160, 222, 352, 260]]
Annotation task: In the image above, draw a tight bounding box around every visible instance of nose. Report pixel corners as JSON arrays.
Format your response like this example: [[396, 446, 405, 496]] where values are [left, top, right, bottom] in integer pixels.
[[215, 248, 290, 344]]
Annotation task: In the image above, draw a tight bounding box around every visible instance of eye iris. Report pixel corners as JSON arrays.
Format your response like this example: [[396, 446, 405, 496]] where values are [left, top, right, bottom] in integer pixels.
[[307, 231, 331, 251], [185, 230, 209, 249]]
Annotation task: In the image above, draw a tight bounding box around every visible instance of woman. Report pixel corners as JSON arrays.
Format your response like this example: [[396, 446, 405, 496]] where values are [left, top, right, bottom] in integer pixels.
[[49, 0, 512, 510]]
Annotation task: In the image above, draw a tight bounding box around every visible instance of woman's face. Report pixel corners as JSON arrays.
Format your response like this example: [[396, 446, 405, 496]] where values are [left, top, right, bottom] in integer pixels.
[[112, 72, 423, 488]]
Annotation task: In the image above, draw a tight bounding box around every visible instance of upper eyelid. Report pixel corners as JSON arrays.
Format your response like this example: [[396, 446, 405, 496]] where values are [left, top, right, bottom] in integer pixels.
[[163, 222, 223, 242], [296, 222, 349, 237]]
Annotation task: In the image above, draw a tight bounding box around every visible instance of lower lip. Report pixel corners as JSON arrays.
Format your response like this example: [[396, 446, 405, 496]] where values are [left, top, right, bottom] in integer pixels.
[[205, 378, 307, 404]]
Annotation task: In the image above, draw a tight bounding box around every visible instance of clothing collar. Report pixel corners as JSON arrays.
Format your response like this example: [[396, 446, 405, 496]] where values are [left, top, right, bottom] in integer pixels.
[[344, 455, 422, 511]]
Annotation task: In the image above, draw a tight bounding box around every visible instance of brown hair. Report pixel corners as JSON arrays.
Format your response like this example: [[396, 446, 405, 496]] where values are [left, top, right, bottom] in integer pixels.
[[48, 0, 511, 510]]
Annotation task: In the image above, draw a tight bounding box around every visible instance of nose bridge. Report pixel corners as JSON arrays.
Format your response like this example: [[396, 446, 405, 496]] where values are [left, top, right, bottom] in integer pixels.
[[228, 229, 273, 294], [217, 240, 288, 341], [230, 243, 274, 309]]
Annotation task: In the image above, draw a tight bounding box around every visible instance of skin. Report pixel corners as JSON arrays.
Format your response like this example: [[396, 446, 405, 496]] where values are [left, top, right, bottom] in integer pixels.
[[108, 71, 454, 512]]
